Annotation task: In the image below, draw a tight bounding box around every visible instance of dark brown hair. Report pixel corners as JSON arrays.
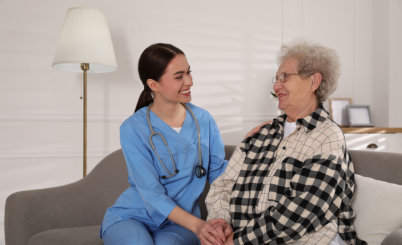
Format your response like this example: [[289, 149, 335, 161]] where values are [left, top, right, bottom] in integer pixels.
[[134, 43, 185, 112]]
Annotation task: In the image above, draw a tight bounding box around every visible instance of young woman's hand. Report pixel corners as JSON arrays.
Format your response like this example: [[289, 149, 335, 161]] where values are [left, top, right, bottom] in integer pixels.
[[167, 207, 228, 245], [210, 221, 233, 245], [244, 121, 272, 139], [197, 219, 226, 245], [210, 219, 232, 238]]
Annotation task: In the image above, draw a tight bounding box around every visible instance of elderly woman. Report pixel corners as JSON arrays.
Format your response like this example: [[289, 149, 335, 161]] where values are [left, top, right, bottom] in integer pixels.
[[205, 40, 365, 245]]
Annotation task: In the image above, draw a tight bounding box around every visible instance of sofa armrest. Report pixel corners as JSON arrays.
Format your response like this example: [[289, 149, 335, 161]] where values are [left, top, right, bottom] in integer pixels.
[[5, 149, 129, 245], [5, 178, 102, 245], [381, 228, 402, 245]]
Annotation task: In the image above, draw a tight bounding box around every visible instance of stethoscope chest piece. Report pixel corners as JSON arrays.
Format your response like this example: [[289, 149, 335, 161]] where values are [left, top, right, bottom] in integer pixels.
[[195, 165, 206, 178]]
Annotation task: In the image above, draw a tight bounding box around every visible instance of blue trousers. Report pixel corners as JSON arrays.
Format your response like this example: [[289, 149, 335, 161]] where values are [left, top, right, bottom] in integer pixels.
[[102, 219, 200, 245]]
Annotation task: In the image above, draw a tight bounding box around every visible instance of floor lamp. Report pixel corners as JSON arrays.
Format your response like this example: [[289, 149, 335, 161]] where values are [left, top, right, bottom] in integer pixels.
[[52, 7, 117, 177]]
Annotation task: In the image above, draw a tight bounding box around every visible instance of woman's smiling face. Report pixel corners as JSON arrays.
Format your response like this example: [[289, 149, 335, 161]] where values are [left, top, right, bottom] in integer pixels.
[[153, 54, 193, 105], [273, 57, 318, 116]]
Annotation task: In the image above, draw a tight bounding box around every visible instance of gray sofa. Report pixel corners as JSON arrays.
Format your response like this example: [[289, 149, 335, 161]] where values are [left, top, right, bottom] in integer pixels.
[[5, 145, 402, 245]]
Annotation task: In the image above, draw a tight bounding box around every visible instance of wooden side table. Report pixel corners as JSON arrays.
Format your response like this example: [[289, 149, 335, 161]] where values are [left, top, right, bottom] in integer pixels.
[[341, 127, 402, 153]]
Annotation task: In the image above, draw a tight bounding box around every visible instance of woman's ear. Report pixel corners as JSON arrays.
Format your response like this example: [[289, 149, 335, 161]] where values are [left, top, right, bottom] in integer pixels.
[[147, 79, 159, 92], [311, 73, 322, 92]]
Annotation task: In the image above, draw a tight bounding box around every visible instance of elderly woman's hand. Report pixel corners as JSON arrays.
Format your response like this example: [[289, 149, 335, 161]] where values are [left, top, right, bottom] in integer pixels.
[[244, 121, 272, 139]]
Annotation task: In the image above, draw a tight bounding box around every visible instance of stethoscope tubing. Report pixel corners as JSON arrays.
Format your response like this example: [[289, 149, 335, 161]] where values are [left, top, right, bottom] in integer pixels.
[[146, 103, 204, 179]]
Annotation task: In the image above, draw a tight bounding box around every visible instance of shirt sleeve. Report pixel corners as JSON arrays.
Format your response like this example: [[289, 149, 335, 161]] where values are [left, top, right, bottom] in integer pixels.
[[233, 153, 351, 244], [206, 145, 244, 223], [120, 122, 177, 227], [206, 115, 228, 183]]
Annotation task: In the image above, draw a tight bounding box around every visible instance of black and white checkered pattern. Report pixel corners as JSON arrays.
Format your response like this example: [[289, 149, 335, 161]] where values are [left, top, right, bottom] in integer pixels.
[[207, 104, 361, 245]]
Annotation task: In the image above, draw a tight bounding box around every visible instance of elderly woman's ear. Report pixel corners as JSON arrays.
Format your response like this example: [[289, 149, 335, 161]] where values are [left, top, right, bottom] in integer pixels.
[[311, 72, 322, 92]]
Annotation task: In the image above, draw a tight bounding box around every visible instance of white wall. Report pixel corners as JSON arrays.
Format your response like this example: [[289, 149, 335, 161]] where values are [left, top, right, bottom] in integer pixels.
[[0, 0, 401, 244], [388, 0, 402, 127], [372, 0, 402, 127], [373, 0, 390, 127]]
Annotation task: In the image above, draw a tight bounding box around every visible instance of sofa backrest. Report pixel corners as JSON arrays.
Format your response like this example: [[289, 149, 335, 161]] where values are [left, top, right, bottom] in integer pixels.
[[89, 145, 402, 220], [84, 148, 129, 222], [218, 146, 402, 185], [349, 150, 402, 185]]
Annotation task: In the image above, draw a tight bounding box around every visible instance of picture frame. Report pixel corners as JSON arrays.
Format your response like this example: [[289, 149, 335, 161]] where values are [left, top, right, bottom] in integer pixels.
[[329, 98, 352, 126], [346, 105, 374, 127]]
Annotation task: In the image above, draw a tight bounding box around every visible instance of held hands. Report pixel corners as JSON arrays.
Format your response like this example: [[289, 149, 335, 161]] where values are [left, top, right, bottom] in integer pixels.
[[167, 207, 232, 245], [197, 218, 233, 245], [214, 221, 233, 245]]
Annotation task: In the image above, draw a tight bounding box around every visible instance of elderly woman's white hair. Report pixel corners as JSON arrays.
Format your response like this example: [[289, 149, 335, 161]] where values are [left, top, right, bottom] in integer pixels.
[[278, 40, 340, 102]]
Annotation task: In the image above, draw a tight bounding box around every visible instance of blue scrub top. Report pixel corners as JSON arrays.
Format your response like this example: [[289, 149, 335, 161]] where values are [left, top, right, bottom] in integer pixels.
[[101, 103, 228, 236]]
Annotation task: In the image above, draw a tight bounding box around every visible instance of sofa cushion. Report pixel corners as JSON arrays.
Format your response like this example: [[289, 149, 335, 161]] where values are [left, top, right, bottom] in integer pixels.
[[353, 174, 402, 245], [381, 228, 402, 245], [28, 225, 103, 245]]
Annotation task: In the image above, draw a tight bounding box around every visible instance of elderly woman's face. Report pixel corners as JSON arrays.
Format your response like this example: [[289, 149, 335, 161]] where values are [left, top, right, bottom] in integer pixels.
[[273, 57, 318, 116]]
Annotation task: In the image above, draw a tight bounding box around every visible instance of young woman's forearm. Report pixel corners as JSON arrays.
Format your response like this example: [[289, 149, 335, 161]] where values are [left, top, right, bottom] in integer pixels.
[[168, 206, 204, 234]]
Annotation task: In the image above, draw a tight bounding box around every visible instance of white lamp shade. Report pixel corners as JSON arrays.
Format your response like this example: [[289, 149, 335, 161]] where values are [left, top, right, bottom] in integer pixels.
[[52, 7, 117, 73]]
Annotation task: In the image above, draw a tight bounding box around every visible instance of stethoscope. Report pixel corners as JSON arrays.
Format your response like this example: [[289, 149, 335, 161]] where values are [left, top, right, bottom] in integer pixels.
[[146, 103, 206, 179]]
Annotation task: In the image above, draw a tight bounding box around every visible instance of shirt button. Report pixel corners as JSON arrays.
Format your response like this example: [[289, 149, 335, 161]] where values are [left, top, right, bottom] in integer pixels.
[[283, 146, 286, 150]]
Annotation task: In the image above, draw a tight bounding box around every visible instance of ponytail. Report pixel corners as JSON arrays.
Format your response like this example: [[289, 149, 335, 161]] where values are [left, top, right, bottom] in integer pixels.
[[134, 87, 153, 112]]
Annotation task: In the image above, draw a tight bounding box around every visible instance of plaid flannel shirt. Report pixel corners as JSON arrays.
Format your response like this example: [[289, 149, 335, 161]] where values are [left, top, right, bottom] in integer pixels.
[[206, 105, 360, 244]]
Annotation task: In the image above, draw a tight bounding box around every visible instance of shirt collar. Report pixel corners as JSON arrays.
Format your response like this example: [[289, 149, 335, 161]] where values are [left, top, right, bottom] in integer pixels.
[[272, 103, 330, 133]]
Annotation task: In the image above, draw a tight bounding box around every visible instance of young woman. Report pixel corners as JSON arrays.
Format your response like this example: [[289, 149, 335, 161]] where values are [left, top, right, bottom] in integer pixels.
[[101, 43, 230, 245]]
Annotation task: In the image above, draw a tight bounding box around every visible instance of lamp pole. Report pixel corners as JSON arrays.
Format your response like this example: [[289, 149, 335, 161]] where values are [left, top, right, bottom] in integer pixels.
[[81, 63, 89, 177], [52, 8, 117, 177]]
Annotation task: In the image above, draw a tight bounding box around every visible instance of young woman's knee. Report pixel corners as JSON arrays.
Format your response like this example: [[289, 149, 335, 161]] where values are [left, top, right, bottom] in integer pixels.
[[103, 220, 154, 245]]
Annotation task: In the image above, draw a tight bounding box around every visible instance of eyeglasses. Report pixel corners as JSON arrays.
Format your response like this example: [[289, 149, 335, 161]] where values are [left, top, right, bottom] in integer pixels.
[[272, 73, 299, 84]]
